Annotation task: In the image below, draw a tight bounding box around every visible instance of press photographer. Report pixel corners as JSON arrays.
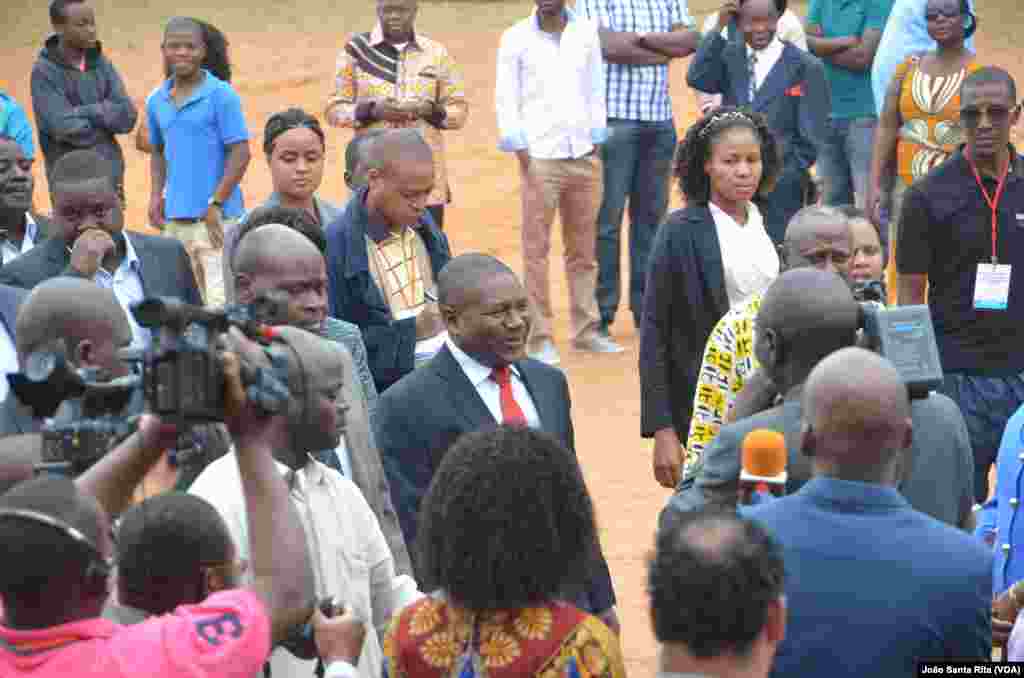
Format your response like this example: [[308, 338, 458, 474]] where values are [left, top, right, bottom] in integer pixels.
[[663, 269, 975, 529], [0, 329, 365, 677]]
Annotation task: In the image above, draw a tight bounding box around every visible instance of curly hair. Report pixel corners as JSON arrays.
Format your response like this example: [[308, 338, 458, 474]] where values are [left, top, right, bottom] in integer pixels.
[[417, 426, 599, 611], [674, 106, 782, 205], [163, 18, 232, 83], [263, 108, 326, 157]]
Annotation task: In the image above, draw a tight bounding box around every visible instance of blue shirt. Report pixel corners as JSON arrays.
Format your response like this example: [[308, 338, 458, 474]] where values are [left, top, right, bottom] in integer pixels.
[[146, 70, 249, 220], [807, 0, 895, 119], [872, 0, 976, 115], [976, 404, 1024, 595], [0, 91, 35, 159], [94, 233, 150, 350]]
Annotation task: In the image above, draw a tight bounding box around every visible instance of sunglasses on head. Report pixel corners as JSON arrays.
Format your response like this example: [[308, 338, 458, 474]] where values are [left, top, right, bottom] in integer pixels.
[[960, 104, 1019, 129]]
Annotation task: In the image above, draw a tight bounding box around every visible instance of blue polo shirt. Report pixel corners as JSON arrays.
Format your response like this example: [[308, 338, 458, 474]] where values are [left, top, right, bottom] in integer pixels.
[[146, 70, 249, 220], [807, 0, 894, 119]]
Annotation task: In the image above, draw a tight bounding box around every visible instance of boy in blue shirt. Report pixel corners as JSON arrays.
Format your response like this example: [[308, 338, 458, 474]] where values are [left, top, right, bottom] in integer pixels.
[[146, 16, 251, 306]]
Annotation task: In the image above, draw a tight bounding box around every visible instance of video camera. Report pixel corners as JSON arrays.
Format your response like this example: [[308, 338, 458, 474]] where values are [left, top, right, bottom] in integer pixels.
[[8, 353, 142, 475], [854, 280, 944, 399]]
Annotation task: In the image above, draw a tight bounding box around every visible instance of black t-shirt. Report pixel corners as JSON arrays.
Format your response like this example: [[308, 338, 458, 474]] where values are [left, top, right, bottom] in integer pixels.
[[897, 148, 1024, 376]]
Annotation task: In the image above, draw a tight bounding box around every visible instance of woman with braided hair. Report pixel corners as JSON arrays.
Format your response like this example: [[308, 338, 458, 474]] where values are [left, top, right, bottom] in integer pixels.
[[640, 107, 782, 489]]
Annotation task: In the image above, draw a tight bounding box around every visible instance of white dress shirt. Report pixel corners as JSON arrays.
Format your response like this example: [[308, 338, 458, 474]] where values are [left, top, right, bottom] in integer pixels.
[[747, 36, 786, 92], [190, 452, 421, 678], [446, 339, 541, 428], [1, 213, 38, 265], [0, 321, 17, 403], [92, 233, 150, 350], [709, 201, 779, 308], [496, 8, 607, 160]]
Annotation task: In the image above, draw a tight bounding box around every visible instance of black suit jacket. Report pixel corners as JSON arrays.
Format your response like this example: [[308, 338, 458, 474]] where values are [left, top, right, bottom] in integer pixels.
[[0, 232, 202, 305], [640, 206, 729, 441], [687, 35, 829, 173], [374, 345, 616, 613]]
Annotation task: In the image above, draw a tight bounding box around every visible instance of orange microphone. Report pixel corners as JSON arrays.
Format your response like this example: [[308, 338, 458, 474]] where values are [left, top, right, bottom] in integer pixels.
[[738, 429, 787, 506]]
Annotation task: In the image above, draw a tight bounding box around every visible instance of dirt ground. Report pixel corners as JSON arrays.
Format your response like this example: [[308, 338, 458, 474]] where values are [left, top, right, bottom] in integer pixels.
[[2, 0, 1024, 673]]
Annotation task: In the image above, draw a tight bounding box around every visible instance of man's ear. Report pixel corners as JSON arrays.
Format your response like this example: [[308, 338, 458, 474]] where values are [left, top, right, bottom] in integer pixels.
[[74, 339, 94, 369], [765, 596, 786, 644], [799, 421, 816, 458], [440, 304, 458, 332], [761, 328, 783, 371], [234, 273, 253, 304], [204, 566, 228, 596]]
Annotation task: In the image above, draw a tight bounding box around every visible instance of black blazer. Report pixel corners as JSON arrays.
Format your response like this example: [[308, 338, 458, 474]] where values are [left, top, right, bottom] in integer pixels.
[[0, 231, 202, 306], [640, 206, 729, 440], [374, 345, 616, 613], [687, 34, 829, 173]]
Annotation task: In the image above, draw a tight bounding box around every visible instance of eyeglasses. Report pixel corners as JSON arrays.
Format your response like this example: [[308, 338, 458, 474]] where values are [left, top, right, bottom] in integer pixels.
[[960, 105, 1017, 129], [925, 8, 961, 20]]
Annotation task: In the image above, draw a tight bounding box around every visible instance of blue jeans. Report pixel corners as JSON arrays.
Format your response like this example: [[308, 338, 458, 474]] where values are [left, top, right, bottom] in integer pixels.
[[940, 372, 1024, 502], [818, 116, 877, 207], [596, 118, 677, 328]]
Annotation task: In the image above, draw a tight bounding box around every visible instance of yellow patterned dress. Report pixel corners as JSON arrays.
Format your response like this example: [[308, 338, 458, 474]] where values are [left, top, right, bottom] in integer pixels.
[[384, 595, 625, 678]]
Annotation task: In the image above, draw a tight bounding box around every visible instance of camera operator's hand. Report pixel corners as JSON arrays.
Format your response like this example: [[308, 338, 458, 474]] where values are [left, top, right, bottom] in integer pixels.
[[70, 229, 116, 278], [312, 605, 366, 666], [136, 414, 182, 453]]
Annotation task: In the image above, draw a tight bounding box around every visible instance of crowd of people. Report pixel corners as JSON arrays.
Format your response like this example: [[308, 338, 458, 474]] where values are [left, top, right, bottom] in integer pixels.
[[1, 0, 1024, 674]]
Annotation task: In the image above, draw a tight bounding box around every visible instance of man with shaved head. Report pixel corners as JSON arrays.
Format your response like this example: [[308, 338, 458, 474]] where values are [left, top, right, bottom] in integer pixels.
[[232, 223, 411, 577], [376, 252, 619, 632], [325, 128, 452, 392], [745, 347, 991, 677], [669, 205, 853, 489], [0, 277, 132, 437], [666, 267, 975, 529]]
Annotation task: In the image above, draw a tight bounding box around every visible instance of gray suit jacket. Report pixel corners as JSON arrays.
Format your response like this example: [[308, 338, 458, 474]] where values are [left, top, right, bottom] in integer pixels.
[[0, 284, 35, 437], [666, 393, 975, 528], [323, 315, 411, 577]]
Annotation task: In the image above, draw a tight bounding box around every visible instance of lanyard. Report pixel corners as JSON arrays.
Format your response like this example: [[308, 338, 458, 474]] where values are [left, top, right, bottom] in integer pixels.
[[967, 154, 1010, 264]]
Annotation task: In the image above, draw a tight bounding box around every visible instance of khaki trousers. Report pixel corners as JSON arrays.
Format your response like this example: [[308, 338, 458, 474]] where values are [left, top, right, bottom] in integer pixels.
[[521, 152, 602, 348], [163, 219, 230, 307]]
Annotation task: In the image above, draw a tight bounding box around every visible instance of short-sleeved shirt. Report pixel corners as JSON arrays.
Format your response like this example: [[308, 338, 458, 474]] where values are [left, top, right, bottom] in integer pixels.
[[0, 589, 270, 677], [576, 0, 694, 121], [806, 0, 894, 119], [897, 147, 1024, 375], [146, 70, 249, 220]]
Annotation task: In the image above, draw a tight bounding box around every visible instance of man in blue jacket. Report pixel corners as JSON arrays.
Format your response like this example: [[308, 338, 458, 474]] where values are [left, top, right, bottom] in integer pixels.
[[30, 0, 137, 201], [746, 347, 991, 677]]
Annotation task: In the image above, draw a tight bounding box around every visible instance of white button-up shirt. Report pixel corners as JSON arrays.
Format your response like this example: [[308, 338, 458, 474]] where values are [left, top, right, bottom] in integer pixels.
[[748, 36, 786, 92], [190, 452, 421, 678], [709, 201, 779, 308], [446, 339, 542, 428], [1, 213, 38, 264], [496, 9, 607, 160], [0, 321, 17, 403], [93, 233, 150, 350]]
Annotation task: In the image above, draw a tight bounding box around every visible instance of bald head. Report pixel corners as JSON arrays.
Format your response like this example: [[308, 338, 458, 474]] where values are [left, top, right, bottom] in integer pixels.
[[234, 223, 322, 276], [364, 129, 433, 176], [437, 253, 518, 308], [780, 206, 853, 277], [15, 277, 131, 363], [802, 347, 912, 479]]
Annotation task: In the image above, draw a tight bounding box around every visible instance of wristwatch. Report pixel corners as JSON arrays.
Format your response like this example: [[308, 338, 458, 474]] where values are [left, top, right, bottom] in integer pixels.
[[208, 196, 223, 209]]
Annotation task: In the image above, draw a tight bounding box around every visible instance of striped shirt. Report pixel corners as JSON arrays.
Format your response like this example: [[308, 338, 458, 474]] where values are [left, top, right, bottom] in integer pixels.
[[576, 0, 694, 121]]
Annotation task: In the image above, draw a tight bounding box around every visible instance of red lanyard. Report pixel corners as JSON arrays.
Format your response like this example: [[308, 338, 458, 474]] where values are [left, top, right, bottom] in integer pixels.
[[967, 154, 1010, 264]]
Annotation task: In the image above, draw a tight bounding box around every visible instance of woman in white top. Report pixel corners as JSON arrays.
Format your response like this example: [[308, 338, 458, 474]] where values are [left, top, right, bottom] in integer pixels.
[[640, 108, 782, 489]]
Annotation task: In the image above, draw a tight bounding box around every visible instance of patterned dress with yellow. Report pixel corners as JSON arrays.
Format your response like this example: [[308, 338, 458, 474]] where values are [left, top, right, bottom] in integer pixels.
[[325, 26, 469, 207], [384, 595, 625, 678]]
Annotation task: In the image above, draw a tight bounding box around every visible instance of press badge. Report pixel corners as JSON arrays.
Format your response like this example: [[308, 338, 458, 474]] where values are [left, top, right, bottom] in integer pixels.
[[974, 263, 1012, 310]]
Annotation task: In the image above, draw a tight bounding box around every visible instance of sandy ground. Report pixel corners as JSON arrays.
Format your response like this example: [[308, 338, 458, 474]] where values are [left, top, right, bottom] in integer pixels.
[[2, 0, 1024, 674]]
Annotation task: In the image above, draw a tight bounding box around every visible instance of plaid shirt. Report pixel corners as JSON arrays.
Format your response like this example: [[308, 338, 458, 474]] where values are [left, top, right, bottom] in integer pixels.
[[325, 26, 469, 206], [576, 0, 694, 121]]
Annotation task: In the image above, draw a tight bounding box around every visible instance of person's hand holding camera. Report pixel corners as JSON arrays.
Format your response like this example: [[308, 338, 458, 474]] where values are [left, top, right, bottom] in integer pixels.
[[313, 604, 367, 667]]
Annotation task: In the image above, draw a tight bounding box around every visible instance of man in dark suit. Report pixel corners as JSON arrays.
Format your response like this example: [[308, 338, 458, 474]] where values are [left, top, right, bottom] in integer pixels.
[[0, 135, 55, 264], [687, 0, 829, 243], [745, 347, 991, 676], [0, 149, 201, 346], [665, 268, 975, 529], [325, 129, 451, 393], [375, 253, 619, 631], [0, 277, 133, 437], [0, 284, 27, 426]]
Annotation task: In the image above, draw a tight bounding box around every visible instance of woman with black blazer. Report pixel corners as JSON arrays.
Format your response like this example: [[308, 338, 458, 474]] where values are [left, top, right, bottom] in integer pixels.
[[641, 108, 783, 489]]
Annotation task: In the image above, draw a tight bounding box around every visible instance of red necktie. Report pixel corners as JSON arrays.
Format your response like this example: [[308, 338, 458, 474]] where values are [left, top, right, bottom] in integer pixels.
[[491, 366, 527, 426]]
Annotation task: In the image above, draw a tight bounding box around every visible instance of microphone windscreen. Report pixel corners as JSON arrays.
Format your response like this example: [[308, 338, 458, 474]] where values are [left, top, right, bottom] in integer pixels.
[[741, 429, 787, 479]]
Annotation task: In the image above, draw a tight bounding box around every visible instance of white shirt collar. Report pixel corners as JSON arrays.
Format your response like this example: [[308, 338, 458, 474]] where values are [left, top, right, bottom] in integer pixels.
[[120, 232, 142, 273], [747, 35, 783, 59], [23, 213, 38, 246], [708, 200, 763, 229], [277, 454, 331, 494], [445, 338, 521, 389]]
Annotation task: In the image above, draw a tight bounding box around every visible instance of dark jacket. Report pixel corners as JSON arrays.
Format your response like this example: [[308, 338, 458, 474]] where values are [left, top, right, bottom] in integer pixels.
[[687, 34, 829, 174], [375, 344, 616, 614], [639, 205, 728, 440], [0, 284, 32, 438], [30, 35, 137, 187], [325, 188, 451, 392], [0, 231, 202, 306]]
